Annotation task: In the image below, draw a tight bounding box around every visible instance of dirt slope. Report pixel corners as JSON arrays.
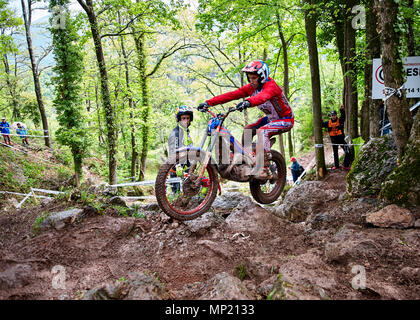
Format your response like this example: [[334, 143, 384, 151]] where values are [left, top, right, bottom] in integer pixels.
[[0, 169, 419, 300]]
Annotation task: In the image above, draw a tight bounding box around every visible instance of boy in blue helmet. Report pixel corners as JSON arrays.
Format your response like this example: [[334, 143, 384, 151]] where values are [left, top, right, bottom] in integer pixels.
[[168, 105, 194, 194]]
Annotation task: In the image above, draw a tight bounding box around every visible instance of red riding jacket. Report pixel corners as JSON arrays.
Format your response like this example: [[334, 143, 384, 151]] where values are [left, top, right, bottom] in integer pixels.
[[206, 78, 293, 121]]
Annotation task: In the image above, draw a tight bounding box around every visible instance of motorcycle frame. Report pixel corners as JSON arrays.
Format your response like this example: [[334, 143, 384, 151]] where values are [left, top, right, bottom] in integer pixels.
[[194, 107, 257, 181]]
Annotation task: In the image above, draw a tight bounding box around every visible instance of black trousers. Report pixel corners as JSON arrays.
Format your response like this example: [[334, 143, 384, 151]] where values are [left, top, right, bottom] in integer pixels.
[[330, 135, 353, 168]]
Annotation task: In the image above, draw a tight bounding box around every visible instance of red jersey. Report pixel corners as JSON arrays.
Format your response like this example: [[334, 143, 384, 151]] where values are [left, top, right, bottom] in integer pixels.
[[206, 78, 293, 121]]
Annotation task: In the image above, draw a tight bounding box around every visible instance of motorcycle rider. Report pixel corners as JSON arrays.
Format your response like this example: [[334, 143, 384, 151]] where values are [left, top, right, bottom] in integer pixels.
[[198, 60, 294, 179]]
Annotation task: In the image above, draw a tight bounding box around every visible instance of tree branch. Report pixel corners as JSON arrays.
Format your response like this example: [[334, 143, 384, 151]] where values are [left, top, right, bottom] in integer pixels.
[[146, 41, 197, 78]]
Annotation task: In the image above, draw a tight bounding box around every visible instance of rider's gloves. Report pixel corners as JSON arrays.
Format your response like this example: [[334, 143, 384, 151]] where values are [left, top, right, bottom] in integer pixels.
[[198, 102, 210, 112], [236, 100, 251, 112]]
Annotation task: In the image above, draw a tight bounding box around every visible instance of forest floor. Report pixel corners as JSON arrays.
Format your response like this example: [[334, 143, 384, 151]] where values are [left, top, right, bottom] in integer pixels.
[[0, 138, 419, 300], [0, 167, 419, 300]]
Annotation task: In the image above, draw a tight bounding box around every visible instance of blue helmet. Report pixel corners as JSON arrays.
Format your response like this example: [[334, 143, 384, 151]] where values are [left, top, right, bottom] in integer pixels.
[[175, 105, 194, 122]]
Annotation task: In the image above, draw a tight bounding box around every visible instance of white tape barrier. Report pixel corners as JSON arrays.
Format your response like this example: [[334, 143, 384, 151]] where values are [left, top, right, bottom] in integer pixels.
[[315, 142, 364, 147], [1, 188, 64, 208], [1, 133, 50, 138], [109, 178, 182, 188], [0, 190, 52, 199], [293, 157, 316, 186], [17, 190, 34, 208], [26, 129, 49, 132], [120, 196, 156, 200], [32, 188, 64, 195]]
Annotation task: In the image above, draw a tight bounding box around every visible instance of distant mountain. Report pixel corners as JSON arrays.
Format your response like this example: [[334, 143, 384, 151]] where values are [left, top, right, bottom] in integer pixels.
[[13, 13, 55, 68]]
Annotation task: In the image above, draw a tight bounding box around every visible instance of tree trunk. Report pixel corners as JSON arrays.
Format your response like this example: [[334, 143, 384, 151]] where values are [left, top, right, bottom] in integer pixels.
[[360, 100, 370, 141], [78, 0, 118, 184], [133, 31, 149, 181], [95, 83, 105, 145], [2, 54, 20, 119], [239, 46, 248, 125], [277, 16, 294, 158], [343, 0, 358, 139], [305, 0, 326, 179], [74, 154, 82, 187], [366, 0, 381, 138], [21, 0, 50, 147], [375, 0, 412, 159], [278, 133, 285, 156], [120, 33, 137, 182], [405, 0, 415, 56]]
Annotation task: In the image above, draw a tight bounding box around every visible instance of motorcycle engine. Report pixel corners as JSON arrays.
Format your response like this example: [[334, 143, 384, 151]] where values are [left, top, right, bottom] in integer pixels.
[[229, 164, 252, 182]]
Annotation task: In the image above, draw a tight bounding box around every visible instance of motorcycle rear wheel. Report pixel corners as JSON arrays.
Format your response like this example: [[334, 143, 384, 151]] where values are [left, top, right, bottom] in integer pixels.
[[249, 150, 286, 204]]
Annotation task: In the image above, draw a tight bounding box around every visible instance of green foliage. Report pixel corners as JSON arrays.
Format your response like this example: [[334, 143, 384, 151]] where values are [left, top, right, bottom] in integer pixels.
[[32, 211, 50, 237], [235, 264, 248, 281], [50, 0, 90, 181], [0, 0, 417, 194], [20, 97, 42, 127], [22, 159, 45, 186]]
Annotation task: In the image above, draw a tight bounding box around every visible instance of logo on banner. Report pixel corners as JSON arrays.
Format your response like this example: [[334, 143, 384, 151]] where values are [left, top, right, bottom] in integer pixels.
[[375, 65, 384, 85], [372, 56, 420, 99]]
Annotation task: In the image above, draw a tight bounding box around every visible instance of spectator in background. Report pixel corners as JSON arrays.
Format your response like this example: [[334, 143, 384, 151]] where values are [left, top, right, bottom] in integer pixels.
[[321, 104, 353, 170], [379, 100, 390, 136], [290, 157, 304, 182], [16, 123, 29, 145], [1, 117, 12, 145]]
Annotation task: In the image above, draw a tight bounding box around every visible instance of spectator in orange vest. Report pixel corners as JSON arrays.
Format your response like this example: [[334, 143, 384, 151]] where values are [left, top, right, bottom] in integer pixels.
[[321, 104, 352, 170]]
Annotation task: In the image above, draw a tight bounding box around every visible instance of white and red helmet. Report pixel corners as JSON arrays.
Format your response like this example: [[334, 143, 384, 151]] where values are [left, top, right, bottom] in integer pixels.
[[242, 60, 270, 84]]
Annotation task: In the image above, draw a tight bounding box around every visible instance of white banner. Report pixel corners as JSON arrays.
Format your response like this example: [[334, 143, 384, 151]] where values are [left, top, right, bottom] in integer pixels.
[[372, 56, 420, 99]]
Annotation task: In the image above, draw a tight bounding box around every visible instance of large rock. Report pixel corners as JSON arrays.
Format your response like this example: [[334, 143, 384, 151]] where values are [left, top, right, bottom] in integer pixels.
[[126, 272, 170, 300], [211, 192, 249, 212], [196, 240, 233, 259], [40, 208, 84, 230], [365, 204, 415, 229], [273, 181, 339, 223], [182, 211, 225, 235], [109, 196, 129, 208], [324, 225, 383, 264], [346, 134, 398, 197], [94, 183, 118, 196], [400, 267, 420, 284], [198, 272, 254, 300], [0, 264, 32, 292], [380, 111, 420, 206], [225, 197, 280, 235], [83, 272, 170, 300], [325, 238, 383, 265], [259, 250, 338, 300]]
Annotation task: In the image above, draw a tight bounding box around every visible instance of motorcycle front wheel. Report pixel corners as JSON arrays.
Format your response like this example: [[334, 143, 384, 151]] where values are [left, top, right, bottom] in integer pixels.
[[155, 150, 219, 221]]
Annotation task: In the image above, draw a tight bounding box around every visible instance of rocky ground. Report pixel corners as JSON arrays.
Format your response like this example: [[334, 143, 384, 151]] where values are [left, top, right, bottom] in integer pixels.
[[0, 169, 419, 300]]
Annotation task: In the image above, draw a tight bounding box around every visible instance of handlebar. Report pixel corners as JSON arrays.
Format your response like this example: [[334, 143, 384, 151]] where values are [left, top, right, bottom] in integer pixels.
[[196, 105, 240, 119]]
